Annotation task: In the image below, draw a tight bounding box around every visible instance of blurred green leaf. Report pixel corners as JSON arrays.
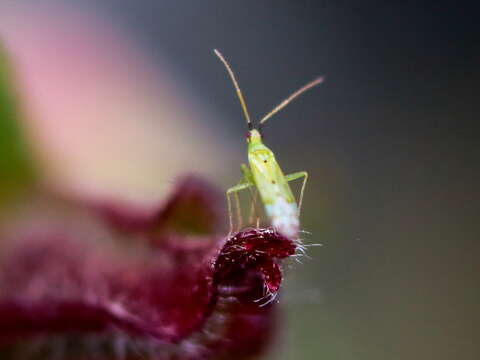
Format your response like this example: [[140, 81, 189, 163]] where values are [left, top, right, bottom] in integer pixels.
[[0, 45, 36, 204]]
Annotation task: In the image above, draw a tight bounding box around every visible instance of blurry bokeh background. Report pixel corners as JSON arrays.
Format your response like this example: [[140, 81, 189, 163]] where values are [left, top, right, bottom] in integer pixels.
[[0, 1, 478, 359]]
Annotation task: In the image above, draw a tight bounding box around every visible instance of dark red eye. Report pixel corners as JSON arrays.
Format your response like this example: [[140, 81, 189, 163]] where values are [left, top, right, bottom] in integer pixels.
[[245, 132, 251, 139]]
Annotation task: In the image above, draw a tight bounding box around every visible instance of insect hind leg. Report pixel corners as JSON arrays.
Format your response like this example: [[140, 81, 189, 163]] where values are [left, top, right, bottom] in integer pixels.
[[285, 171, 308, 216]]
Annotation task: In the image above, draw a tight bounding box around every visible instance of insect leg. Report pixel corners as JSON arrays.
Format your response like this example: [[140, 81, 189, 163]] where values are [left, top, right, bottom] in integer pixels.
[[233, 190, 242, 229], [285, 171, 309, 215], [241, 163, 259, 226], [226, 180, 254, 234], [248, 187, 259, 225], [240, 163, 255, 183]]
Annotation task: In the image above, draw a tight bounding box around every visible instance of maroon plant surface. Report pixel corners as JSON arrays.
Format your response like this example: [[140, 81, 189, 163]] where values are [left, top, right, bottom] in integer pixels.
[[0, 176, 298, 359]]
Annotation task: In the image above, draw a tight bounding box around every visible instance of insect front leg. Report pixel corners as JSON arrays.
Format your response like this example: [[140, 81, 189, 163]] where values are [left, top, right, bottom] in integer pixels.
[[285, 171, 309, 216], [240, 163, 255, 183], [227, 183, 252, 234], [240, 163, 260, 226], [226, 166, 254, 234]]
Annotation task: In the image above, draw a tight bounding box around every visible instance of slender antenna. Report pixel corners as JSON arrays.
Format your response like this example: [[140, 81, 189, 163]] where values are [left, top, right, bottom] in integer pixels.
[[259, 76, 324, 125], [214, 49, 252, 129]]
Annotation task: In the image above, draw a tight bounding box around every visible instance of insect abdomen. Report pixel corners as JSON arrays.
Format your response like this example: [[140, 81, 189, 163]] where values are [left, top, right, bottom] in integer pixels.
[[265, 197, 299, 239]]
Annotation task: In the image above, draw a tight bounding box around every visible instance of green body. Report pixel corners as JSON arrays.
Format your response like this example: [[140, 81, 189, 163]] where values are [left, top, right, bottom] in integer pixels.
[[246, 130, 296, 206], [227, 129, 307, 239]]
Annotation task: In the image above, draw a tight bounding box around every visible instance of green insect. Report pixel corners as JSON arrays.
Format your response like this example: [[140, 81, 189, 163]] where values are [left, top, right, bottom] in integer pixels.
[[214, 50, 323, 239]]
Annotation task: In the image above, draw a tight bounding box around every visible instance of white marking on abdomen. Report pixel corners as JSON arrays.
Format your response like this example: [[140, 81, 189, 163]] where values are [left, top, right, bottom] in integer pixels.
[[265, 197, 299, 239]]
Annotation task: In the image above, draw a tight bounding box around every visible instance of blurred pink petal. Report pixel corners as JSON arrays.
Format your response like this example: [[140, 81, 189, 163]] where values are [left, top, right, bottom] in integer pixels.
[[0, 3, 232, 205]]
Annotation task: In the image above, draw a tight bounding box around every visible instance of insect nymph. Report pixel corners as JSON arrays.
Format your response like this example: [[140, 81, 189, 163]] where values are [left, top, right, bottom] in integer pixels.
[[215, 50, 323, 239]]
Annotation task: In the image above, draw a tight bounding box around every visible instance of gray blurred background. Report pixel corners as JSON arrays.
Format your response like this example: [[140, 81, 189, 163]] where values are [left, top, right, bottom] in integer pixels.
[[1, 1, 478, 359]]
